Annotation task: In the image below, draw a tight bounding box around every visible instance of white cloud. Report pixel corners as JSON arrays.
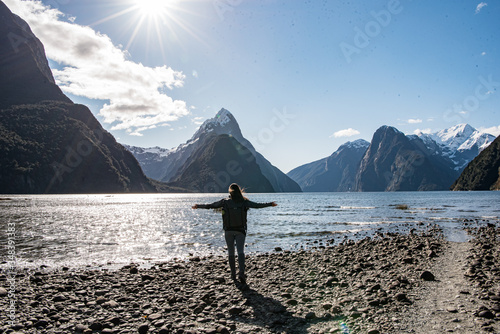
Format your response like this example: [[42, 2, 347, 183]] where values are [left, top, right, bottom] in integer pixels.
[[4, 0, 189, 136], [191, 116, 205, 126], [408, 118, 422, 124], [413, 128, 432, 135], [479, 125, 500, 137], [476, 2, 487, 14], [330, 128, 360, 138]]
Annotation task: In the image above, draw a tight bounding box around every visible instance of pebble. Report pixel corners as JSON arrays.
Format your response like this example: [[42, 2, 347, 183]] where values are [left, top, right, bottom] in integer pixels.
[[2, 226, 499, 333], [420, 271, 435, 281]]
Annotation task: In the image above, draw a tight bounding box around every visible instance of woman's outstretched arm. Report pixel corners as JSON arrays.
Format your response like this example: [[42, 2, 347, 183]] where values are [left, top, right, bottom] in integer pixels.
[[245, 201, 277, 208], [192, 199, 225, 209]]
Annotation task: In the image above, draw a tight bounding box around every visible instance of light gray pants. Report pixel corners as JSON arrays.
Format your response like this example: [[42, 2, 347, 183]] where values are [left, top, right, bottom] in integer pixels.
[[224, 230, 246, 257], [225, 230, 246, 277]]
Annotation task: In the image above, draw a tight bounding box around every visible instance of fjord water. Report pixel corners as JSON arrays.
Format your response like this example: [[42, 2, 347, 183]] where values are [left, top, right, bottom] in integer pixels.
[[1, 192, 498, 269]]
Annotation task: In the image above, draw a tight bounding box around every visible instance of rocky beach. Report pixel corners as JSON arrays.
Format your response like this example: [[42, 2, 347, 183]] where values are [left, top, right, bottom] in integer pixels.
[[1, 222, 499, 334]]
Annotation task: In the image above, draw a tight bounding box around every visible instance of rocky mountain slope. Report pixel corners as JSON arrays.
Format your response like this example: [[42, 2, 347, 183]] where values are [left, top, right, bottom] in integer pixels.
[[451, 135, 500, 191], [0, 1, 70, 109], [288, 124, 495, 192], [0, 1, 158, 194], [355, 126, 458, 191], [287, 139, 369, 192], [167, 134, 275, 193], [126, 109, 301, 193]]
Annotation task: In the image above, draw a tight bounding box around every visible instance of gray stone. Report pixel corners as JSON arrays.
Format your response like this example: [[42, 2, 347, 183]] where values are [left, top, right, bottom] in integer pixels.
[[138, 323, 149, 334], [420, 271, 435, 281]]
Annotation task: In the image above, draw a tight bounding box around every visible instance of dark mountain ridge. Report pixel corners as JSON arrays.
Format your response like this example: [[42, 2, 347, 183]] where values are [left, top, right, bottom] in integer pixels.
[[287, 139, 369, 192], [0, 1, 158, 194], [355, 126, 458, 191], [167, 133, 275, 193], [127, 108, 301, 193], [0, 1, 70, 109], [451, 135, 500, 191], [288, 124, 481, 192]]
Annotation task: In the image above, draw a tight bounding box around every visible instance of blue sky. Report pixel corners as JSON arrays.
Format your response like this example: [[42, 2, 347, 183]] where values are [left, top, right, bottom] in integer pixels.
[[5, 0, 500, 172]]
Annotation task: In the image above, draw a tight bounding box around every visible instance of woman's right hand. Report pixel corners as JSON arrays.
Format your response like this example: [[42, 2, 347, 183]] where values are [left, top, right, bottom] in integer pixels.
[[192, 205, 198, 209]]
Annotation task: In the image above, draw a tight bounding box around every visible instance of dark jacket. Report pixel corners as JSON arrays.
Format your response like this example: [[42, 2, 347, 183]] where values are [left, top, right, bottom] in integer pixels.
[[196, 198, 274, 234]]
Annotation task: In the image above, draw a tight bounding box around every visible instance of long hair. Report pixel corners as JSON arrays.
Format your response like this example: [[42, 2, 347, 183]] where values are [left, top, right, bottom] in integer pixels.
[[228, 183, 247, 202]]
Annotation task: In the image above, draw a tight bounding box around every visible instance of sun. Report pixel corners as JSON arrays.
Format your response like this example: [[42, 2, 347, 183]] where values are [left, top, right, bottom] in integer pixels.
[[91, 0, 205, 58], [134, 0, 170, 17]]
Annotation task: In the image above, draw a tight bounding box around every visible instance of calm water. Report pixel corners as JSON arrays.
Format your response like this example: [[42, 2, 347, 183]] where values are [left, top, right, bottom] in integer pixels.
[[0, 192, 498, 269]]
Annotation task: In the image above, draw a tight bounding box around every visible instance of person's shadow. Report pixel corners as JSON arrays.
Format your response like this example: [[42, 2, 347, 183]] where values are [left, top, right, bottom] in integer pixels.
[[229, 283, 308, 334]]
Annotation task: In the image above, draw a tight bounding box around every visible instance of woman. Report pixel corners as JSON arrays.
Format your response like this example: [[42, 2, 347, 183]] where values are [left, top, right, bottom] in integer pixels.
[[192, 183, 277, 284]]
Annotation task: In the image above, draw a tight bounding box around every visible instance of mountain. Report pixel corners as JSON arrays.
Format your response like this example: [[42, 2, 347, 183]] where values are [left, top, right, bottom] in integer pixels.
[[451, 135, 500, 191], [0, 1, 71, 109], [0, 2, 158, 194], [126, 108, 301, 193], [416, 124, 495, 172], [167, 134, 275, 193], [355, 126, 459, 191], [288, 123, 495, 192], [287, 139, 369, 192]]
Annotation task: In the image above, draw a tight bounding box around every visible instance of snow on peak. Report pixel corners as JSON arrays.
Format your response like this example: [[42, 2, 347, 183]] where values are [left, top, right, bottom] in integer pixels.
[[190, 108, 241, 141], [213, 108, 233, 127], [458, 130, 494, 151], [415, 124, 496, 170], [342, 139, 370, 150], [435, 123, 475, 146], [429, 123, 496, 153], [198, 108, 234, 132]]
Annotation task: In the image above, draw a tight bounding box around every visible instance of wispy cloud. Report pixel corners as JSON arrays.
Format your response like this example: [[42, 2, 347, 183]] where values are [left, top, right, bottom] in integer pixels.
[[479, 125, 500, 137], [408, 118, 423, 124], [413, 128, 432, 135], [4, 0, 189, 136], [191, 116, 205, 126], [476, 2, 488, 14], [330, 128, 360, 138]]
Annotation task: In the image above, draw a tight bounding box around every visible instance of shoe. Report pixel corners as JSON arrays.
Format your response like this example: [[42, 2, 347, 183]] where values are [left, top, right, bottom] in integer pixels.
[[238, 274, 246, 285]]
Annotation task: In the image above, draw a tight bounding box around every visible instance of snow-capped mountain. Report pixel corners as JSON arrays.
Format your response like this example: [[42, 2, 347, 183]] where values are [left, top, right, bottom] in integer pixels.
[[416, 124, 495, 171], [125, 108, 301, 192], [355, 126, 458, 191], [288, 123, 495, 192]]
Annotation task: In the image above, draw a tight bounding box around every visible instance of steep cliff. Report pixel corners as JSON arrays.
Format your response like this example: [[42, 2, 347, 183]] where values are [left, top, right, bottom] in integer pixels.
[[355, 126, 458, 191], [167, 134, 275, 193], [451, 135, 500, 191], [0, 2, 158, 194]]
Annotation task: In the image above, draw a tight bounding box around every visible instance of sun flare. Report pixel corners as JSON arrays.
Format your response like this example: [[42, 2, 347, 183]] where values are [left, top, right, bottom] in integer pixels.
[[134, 0, 170, 16], [90, 0, 204, 57]]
